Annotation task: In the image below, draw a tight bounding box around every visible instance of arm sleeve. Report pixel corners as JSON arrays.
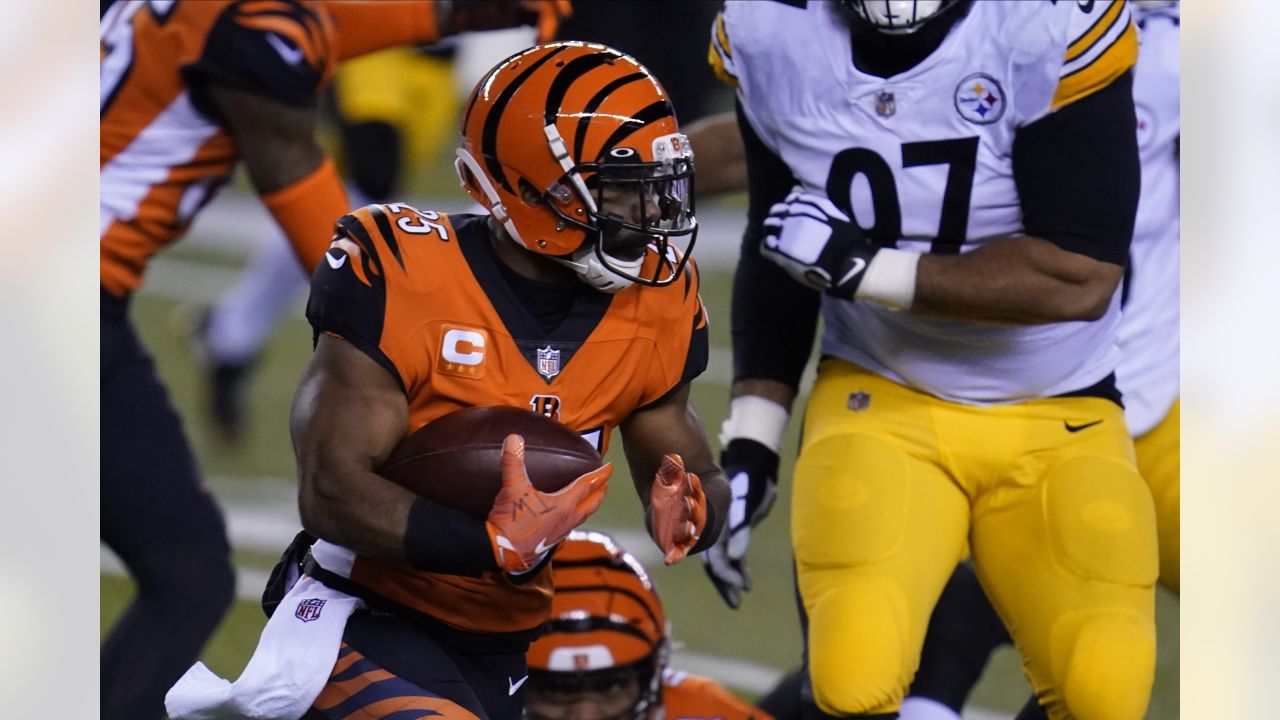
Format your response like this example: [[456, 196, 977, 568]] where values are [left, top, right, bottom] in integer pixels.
[[321, 1, 442, 61], [184, 2, 336, 115], [1013, 70, 1139, 266], [305, 209, 406, 392], [730, 100, 821, 388]]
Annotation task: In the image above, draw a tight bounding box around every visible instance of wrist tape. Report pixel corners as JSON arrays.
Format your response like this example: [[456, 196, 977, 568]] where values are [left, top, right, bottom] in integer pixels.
[[855, 248, 920, 311], [718, 395, 789, 453]]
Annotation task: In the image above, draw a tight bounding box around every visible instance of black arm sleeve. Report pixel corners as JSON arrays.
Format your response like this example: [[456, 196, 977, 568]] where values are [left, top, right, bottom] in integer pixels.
[[730, 100, 822, 388], [1012, 70, 1140, 266]]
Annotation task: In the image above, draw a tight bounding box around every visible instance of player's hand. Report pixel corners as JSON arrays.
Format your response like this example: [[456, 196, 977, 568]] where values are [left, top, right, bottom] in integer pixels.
[[701, 438, 779, 608], [760, 189, 880, 300], [486, 434, 610, 573], [447, 1, 572, 42], [649, 454, 707, 566]]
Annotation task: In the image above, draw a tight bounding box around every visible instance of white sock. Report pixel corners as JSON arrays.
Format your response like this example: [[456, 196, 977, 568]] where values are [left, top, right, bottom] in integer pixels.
[[899, 696, 962, 720]]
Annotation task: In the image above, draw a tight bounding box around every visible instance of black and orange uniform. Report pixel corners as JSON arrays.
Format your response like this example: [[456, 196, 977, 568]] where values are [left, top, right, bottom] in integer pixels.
[[300, 205, 708, 719], [663, 670, 773, 720], [100, 4, 444, 720]]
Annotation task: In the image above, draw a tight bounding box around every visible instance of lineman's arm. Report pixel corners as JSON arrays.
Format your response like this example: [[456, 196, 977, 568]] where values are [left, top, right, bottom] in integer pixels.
[[913, 71, 1139, 323], [325, 1, 571, 61], [291, 334, 496, 573], [619, 384, 729, 558], [210, 82, 346, 272], [684, 111, 747, 198]]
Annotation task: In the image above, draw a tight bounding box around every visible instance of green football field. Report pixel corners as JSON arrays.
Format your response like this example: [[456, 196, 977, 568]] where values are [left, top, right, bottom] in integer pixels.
[[101, 205, 1178, 718]]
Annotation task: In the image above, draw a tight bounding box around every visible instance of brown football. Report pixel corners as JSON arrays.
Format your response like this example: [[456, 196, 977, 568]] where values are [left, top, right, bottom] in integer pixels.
[[380, 406, 602, 520]]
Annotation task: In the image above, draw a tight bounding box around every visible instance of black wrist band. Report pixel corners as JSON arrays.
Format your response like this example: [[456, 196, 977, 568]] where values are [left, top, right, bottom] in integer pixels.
[[403, 496, 496, 575]]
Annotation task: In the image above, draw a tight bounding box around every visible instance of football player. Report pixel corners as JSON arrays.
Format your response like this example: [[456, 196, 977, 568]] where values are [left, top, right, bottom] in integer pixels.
[[526, 530, 770, 720], [706, 1, 1156, 719], [278, 42, 728, 719], [900, 3, 1181, 718], [100, 3, 568, 719]]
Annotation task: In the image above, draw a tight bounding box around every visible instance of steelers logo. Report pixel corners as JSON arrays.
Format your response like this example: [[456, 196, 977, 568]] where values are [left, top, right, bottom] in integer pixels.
[[954, 72, 1006, 125]]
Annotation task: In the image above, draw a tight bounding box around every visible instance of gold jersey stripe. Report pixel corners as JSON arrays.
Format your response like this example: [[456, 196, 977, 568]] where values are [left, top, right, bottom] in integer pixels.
[[715, 12, 733, 60], [1066, 0, 1126, 63], [707, 12, 737, 88], [1052, 18, 1137, 110]]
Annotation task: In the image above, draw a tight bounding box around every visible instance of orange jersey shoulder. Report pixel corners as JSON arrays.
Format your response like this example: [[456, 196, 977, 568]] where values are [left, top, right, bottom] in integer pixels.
[[662, 670, 773, 720]]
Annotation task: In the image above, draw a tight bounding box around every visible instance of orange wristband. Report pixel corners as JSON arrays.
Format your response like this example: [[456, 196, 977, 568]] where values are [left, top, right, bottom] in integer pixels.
[[260, 156, 349, 273]]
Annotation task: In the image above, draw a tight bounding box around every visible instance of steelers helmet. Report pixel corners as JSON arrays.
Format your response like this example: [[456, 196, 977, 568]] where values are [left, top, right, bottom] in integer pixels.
[[839, 0, 966, 34], [456, 42, 697, 294], [525, 530, 669, 720]]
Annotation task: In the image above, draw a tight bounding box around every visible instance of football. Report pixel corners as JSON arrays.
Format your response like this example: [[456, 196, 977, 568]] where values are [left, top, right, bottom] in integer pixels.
[[380, 406, 602, 520]]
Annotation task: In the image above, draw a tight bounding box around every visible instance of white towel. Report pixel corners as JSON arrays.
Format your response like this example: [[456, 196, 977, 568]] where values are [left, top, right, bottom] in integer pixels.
[[165, 575, 364, 720]]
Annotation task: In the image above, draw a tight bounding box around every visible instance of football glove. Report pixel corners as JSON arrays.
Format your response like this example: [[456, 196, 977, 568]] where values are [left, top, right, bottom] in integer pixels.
[[701, 438, 779, 609], [649, 454, 707, 565], [486, 434, 611, 573], [760, 189, 879, 300]]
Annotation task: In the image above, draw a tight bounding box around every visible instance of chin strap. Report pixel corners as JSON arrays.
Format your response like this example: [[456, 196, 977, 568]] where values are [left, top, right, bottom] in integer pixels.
[[552, 244, 640, 294]]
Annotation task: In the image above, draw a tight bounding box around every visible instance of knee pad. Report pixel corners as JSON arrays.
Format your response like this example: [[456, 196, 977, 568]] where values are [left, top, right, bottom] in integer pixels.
[[1052, 610, 1155, 720], [792, 433, 910, 569], [805, 574, 909, 715], [1043, 457, 1159, 587]]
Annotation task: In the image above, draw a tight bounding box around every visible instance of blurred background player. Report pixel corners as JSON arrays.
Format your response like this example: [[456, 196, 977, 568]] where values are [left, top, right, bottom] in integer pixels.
[[193, 0, 731, 444], [167, 42, 727, 720], [706, 1, 1155, 718], [193, 42, 462, 441], [527, 530, 771, 720], [100, 2, 570, 718]]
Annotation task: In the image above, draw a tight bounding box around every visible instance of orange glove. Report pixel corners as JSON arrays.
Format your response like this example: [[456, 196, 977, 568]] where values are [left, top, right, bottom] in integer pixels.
[[486, 434, 610, 573], [649, 454, 707, 566], [523, 0, 572, 42]]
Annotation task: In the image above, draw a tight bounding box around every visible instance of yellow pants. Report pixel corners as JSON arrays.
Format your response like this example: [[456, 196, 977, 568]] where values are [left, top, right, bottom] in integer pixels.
[[1135, 399, 1179, 594], [793, 359, 1158, 719]]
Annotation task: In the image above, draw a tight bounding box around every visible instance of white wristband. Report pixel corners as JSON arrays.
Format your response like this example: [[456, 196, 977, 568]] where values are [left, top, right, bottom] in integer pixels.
[[719, 395, 790, 452], [855, 248, 920, 311]]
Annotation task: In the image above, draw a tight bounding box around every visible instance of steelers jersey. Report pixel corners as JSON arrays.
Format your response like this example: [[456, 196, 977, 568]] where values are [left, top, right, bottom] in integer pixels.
[[100, 0, 337, 297], [661, 669, 773, 720], [1118, 4, 1180, 437], [710, 0, 1138, 404], [306, 205, 709, 634]]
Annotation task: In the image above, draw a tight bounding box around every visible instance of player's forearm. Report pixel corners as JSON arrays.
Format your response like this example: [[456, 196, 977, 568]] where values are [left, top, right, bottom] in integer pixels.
[[297, 464, 416, 562], [912, 235, 1122, 324]]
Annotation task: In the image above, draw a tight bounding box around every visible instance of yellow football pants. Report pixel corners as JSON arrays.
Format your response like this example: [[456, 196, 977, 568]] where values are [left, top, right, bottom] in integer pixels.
[[793, 359, 1158, 720], [1135, 399, 1179, 594]]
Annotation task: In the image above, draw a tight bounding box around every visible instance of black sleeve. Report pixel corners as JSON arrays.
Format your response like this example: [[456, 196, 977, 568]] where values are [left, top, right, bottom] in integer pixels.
[[183, 1, 332, 121], [305, 213, 406, 392], [1012, 70, 1139, 266], [730, 99, 822, 388]]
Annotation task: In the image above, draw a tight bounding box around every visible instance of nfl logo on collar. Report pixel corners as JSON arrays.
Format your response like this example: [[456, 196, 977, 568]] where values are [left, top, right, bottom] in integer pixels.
[[295, 598, 326, 623], [536, 346, 561, 380], [875, 91, 896, 118]]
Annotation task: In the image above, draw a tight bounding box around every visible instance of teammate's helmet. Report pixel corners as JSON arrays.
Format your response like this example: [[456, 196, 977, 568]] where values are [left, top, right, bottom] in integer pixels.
[[839, 0, 964, 34], [456, 42, 696, 294], [525, 530, 669, 720]]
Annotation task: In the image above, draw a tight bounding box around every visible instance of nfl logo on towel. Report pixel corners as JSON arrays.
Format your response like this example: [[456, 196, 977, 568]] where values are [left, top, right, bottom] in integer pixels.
[[295, 598, 326, 622], [537, 346, 561, 379]]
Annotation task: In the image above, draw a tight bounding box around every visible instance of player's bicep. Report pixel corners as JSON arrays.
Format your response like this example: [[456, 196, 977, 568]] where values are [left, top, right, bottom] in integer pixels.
[[291, 334, 408, 501]]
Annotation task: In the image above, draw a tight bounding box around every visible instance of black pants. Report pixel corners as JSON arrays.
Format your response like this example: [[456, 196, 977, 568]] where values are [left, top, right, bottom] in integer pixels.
[[302, 609, 532, 720], [100, 291, 235, 720]]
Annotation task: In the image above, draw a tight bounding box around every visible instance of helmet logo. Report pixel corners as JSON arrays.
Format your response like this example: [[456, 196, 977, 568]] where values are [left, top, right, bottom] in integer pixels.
[[609, 147, 637, 159]]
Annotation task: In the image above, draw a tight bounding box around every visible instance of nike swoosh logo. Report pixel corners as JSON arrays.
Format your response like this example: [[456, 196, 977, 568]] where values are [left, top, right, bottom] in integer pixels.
[[325, 252, 347, 270], [508, 675, 528, 695], [1063, 419, 1103, 433], [534, 538, 554, 555], [837, 257, 868, 287], [266, 33, 305, 66]]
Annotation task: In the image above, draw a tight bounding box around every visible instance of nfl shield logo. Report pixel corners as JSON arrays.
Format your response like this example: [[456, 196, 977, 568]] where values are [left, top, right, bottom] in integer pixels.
[[875, 91, 896, 118], [295, 598, 326, 623], [536, 346, 561, 379], [847, 391, 871, 412]]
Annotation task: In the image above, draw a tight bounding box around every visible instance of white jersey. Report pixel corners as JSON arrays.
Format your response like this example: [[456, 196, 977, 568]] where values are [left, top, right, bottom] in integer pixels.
[[711, 0, 1139, 404], [1119, 4, 1180, 436]]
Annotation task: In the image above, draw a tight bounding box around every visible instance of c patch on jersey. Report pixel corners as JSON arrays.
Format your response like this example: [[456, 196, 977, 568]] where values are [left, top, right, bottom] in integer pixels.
[[438, 325, 490, 380], [953, 72, 1006, 124]]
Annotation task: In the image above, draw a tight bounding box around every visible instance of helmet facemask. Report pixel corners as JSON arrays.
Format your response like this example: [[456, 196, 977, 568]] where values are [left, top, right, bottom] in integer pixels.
[[840, 0, 963, 34]]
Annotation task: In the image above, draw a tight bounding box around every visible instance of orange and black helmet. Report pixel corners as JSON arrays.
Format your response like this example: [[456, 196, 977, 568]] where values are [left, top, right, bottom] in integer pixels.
[[456, 42, 696, 293], [526, 530, 669, 720]]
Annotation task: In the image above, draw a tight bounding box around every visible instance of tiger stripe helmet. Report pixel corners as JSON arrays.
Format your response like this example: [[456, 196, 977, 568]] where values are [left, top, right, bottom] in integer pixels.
[[526, 530, 669, 720], [456, 42, 697, 293]]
